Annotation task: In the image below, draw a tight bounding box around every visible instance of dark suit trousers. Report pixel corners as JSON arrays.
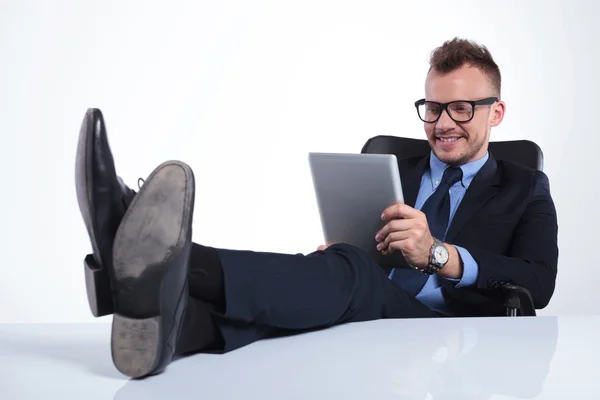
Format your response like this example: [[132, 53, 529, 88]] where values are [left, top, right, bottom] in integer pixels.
[[204, 243, 439, 352]]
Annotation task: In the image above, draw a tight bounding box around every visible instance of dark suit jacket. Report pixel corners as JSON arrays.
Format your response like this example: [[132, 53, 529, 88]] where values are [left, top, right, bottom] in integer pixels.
[[395, 152, 559, 317]]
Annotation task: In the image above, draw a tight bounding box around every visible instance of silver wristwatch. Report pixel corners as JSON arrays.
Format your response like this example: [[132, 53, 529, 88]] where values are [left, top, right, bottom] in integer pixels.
[[421, 237, 449, 275]]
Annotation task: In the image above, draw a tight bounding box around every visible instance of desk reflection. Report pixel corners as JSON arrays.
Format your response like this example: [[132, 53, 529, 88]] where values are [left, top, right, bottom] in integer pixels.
[[113, 316, 558, 399]]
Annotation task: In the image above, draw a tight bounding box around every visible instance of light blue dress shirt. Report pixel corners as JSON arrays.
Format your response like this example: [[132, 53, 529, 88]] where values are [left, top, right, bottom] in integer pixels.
[[389, 151, 489, 316]]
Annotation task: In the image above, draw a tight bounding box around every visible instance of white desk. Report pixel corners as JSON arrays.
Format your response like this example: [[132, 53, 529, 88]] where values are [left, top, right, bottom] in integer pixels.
[[1, 316, 598, 399]]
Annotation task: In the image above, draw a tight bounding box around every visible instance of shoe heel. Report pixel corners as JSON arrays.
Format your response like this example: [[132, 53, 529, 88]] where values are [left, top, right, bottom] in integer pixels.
[[84, 254, 114, 317], [111, 314, 163, 378]]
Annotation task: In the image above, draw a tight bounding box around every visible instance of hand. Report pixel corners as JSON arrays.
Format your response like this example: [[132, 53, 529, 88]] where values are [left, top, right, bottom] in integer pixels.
[[317, 245, 329, 251], [375, 203, 434, 269]]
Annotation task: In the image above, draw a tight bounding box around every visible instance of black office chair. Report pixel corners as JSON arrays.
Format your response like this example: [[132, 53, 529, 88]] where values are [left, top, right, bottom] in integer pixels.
[[361, 135, 542, 317]]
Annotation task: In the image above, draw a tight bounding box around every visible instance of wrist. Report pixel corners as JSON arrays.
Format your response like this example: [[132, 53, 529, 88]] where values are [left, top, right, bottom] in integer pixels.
[[420, 237, 449, 275], [438, 244, 463, 279]]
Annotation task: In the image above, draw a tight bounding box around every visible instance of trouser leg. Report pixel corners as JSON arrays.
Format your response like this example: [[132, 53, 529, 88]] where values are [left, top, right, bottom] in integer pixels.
[[184, 243, 438, 353]]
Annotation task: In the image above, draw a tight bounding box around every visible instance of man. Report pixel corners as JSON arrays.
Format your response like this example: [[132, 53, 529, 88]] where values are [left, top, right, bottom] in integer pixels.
[[75, 37, 558, 379]]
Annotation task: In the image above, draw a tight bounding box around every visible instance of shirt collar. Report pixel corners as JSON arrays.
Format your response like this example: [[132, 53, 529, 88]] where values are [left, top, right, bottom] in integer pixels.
[[429, 150, 489, 189]]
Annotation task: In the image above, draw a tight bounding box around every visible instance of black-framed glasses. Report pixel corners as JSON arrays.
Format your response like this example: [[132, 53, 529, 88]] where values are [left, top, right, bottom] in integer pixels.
[[415, 97, 498, 123]]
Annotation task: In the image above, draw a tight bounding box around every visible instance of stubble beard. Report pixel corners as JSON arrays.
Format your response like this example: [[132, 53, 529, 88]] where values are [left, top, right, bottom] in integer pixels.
[[432, 124, 489, 166]]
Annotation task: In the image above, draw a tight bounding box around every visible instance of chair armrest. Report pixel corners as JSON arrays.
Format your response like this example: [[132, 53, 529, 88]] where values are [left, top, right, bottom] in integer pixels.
[[497, 283, 536, 317]]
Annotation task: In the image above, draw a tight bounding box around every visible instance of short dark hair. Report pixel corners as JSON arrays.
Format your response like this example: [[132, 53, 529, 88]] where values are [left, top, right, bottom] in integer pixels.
[[428, 37, 501, 97]]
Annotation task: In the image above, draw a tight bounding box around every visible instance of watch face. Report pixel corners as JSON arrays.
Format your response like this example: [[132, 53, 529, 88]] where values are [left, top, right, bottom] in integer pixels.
[[433, 245, 449, 264]]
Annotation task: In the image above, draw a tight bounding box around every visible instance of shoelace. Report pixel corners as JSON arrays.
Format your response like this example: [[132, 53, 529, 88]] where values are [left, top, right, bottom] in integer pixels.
[[120, 178, 145, 209]]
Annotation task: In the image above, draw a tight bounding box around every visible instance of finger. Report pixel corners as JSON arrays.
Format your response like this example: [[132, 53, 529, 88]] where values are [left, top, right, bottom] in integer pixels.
[[377, 231, 411, 252], [386, 239, 410, 255], [376, 218, 414, 242], [381, 203, 421, 221], [317, 245, 328, 251], [382, 240, 408, 255]]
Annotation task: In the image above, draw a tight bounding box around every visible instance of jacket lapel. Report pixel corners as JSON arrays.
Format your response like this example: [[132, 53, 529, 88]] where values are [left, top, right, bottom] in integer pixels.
[[398, 155, 429, 208], [445, 153, 502, 243]]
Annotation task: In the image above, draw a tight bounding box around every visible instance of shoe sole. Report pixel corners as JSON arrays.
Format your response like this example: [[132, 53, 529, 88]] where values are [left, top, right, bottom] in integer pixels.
[[110, 160, 194, 378]]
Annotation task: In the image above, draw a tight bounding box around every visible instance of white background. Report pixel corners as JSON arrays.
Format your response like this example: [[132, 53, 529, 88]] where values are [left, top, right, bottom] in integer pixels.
[[0, 0, 598, 323]]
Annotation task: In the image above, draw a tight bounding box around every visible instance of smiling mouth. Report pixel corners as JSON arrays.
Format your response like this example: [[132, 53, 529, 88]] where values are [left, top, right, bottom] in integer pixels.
[[437, 136, 462, 142]]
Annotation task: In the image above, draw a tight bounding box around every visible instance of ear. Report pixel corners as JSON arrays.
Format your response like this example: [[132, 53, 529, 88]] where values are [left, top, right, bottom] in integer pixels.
[[489, 100, 506, 128]]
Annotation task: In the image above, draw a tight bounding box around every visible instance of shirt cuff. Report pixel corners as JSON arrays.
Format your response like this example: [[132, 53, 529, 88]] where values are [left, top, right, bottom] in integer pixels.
[[448, 246, 479, 288]]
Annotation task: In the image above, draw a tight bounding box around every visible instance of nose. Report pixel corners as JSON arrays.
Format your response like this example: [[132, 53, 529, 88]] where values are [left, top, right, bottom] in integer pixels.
[[435, 108, 457, 131]]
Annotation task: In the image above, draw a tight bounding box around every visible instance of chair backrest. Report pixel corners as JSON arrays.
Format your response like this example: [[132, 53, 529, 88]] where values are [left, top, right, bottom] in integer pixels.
[[361, 135, 544, 171]]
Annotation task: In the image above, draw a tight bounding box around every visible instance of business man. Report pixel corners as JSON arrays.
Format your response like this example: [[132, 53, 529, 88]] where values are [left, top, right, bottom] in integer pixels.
[[75, 37, 558, 378]]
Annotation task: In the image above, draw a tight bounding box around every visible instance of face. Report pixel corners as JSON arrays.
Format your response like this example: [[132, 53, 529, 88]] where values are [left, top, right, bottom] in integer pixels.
[[423, 64, 505, 166]]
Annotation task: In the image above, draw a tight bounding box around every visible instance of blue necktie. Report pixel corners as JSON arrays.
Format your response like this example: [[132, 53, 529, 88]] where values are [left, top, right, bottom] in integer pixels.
[[420, 166, 463, 240], [391, 166, 463, 296]]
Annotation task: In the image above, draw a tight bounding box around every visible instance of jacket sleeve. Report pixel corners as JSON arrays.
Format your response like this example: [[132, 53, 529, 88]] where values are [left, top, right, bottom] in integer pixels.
[[465, 170, 559, 309]]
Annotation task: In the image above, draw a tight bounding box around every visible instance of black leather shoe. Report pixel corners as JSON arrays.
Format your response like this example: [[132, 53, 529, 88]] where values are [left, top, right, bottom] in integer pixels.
[[75, 108, 136, 317], [110, 160, 195, 378]]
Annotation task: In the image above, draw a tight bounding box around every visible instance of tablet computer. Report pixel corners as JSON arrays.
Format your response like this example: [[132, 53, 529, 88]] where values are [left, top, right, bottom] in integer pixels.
[[308, 152, 406, 269]]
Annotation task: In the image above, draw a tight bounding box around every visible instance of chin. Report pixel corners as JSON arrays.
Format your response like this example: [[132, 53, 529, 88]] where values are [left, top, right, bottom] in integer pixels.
[[439, 156, 463, 166], [432, 149, 465, 165]]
